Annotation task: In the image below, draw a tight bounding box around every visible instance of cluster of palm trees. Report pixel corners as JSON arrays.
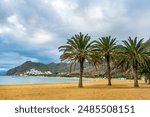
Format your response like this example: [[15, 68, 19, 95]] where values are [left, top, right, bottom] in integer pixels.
[[58, 32, 150, 88]]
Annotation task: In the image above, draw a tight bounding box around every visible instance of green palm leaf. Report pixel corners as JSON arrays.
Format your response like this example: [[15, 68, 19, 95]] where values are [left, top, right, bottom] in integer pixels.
[[117, 37, 150, 87], [93, 36, 117, 85], [58, 32, 94, 88]]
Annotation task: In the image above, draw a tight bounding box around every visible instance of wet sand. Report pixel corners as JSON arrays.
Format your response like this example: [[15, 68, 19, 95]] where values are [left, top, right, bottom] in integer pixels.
[[0, 79, 150, 100]]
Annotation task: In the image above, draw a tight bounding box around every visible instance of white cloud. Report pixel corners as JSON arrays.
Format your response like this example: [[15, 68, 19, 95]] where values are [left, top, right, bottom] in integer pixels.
[[3, 0, 11, 3], [0, 26, 11, 34], [0, 52, 39, 69], [51, 0, 78, 13], [1, 0, 150, 69], [7, 14, 26, 31], [49, 0, 128, 34], [27, 29, 55, 45], [0, 15, 26, 35], [43, 0, 49, 4], [1, 14, 57, 47], [0, 52, 39, 63], [51, 0, 78, 23]]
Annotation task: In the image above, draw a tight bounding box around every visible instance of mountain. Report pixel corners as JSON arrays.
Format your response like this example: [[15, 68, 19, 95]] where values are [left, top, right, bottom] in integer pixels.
[[47, 63, 71, 74], [7, 61, 51, 75], [6, 61, 91, 75], [6, 60, 125, 78], [144, 39, 150, 49], [47, 62, 90, 73]]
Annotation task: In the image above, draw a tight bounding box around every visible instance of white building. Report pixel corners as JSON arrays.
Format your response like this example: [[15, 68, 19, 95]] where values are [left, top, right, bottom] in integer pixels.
[[24, 69, 52, 75]]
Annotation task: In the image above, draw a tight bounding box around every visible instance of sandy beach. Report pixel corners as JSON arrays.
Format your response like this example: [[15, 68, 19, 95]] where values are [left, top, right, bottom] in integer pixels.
[[0, 79, 150, 100]]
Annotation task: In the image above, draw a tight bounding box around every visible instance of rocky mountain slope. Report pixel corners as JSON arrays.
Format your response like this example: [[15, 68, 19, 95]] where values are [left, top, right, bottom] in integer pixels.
[[7, 61, 91, 75], [7, 61, 50, 75]]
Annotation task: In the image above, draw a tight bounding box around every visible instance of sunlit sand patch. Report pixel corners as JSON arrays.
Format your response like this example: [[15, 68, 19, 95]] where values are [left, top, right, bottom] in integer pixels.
[[0, 79, 150, 100]]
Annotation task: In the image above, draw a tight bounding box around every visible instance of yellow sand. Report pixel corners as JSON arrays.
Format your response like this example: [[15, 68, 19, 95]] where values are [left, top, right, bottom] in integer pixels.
[[0, 79, 150, 100]]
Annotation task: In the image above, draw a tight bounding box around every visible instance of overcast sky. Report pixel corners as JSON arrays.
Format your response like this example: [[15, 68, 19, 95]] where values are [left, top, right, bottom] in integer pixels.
[[0, 0, 150, 70]]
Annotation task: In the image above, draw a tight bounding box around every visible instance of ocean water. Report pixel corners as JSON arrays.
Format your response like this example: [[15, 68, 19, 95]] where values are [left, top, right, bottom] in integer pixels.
[[0, 76, 84, 85], [0, 70, 6, 75]]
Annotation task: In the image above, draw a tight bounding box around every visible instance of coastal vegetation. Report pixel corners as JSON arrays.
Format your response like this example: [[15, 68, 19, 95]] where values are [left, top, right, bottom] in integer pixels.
[[58, 32, 95, 88], [93, 36, 117, 86], [59, 33, 150, 88], [117, 37, 150, 87], [139, 63, 150, 85]]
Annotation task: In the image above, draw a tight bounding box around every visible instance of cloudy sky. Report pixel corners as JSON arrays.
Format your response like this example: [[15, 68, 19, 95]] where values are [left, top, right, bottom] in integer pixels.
[[0, 0, 150, 71]]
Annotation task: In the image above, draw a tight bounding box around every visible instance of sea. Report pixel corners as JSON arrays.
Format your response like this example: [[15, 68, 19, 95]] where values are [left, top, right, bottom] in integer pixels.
[[0, 76, 84, 85], [0, 70, 7, 75]]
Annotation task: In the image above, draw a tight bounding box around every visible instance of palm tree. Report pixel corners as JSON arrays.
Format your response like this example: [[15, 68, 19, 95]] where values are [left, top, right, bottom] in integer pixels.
[[139, 64, 150, 85], [118, 37, 150, 87], [58, 32, 94, 88], [94, 36, 117, 85]]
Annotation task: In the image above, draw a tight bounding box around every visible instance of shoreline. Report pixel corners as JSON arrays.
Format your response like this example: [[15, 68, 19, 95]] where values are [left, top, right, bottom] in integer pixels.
[[0, 76, 92, 85]]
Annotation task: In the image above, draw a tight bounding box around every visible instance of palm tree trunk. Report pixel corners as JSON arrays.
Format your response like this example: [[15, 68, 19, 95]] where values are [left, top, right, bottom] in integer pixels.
[[79, 60, 84, 88], [106, 55, 111, 86], [148, 77, 150, 85], [145, 77, 147, 83], [133, 62, 139, 87]]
